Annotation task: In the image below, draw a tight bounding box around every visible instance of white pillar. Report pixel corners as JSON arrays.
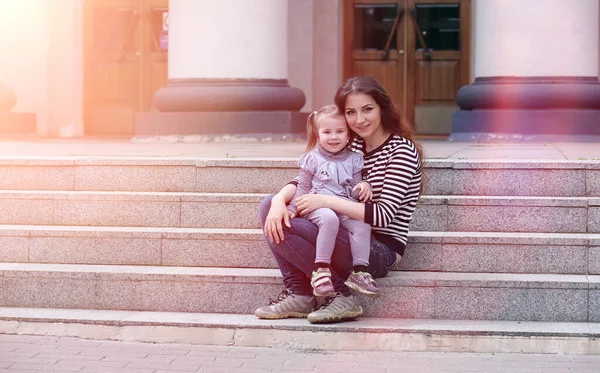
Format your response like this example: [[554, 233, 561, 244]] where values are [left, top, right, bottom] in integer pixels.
[[152, 0, 304, 114], [452, 0, 600, 139], [169, 0, 287, 80], [475, 0, 598, 77]]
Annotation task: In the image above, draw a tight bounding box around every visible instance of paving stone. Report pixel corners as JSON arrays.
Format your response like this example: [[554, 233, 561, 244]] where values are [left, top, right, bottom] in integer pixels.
[[590, 247, 600, 274], [441, 244, 587, 274], [434, 287, 588, 322], [162, 238, 277, 268], [587, 170, 600, 197], [74, 165, 197, 192], [181, 201, 261, 229], [0, 236, 28, 263], [53, 199, 181, 227], [30, 237, 162, 265], [449, 169, 585, 197], [447, 205, 587, 233], [139, 281, 283, 313], [1, 277, 99, 309], [589, 207, 600, 233], [196, 166, 298, 193], [589, 290, 600, 322], [399, 243, 443, 272], [0, 198, 53, 225], [409, 204, 448, 231], [361, 286, 435, 319], [421, 168, 454, 195], [0, 166, 74, 190]]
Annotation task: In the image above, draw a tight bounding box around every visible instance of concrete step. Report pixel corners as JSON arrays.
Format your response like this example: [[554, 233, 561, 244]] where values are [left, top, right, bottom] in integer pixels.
[[1, 225, 598, 275], [0, 157, 598, 196], [0, 307, 598, 354], [0, 190, 598, 233], [0, 263, 596, 322]]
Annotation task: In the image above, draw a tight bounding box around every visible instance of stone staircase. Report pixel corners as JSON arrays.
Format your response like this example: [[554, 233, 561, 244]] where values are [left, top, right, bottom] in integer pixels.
[[0, 157, 600, 352]]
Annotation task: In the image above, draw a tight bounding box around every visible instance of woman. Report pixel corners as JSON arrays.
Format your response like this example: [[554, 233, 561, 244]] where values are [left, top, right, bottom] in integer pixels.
[[255, 76, 423, 324]]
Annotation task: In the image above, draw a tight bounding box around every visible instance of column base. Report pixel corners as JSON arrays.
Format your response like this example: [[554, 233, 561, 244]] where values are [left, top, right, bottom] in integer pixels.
[[135, 111, 309, 138], [452, 77, 600, 141], [153, 78, 306, 112], [451, 109, 600, 141], [0, 112, 36, 134]]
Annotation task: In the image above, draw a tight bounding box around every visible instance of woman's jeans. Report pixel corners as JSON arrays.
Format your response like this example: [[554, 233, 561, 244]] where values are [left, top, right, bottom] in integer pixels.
[[259, 195, 398, 297]]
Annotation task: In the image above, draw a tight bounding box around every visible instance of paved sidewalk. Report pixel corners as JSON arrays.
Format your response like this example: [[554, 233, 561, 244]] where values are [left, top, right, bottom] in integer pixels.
[[0, 137, 599, 160], [0, 334, 598, 373]]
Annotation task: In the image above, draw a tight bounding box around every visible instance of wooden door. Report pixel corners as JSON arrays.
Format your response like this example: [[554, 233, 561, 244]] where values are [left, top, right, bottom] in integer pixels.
[[343, 0, 471, 135], [407, 0, 471, 134], [84, 0, 168, 136], [343, 0, 406, 119], [142, 0, 168, 113]]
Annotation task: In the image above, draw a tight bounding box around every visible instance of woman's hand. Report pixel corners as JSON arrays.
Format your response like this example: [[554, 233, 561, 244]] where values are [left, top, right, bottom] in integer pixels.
[[264, 198, 295, 244], [295, 194, 329, 215], [353, 181, 373, 201]]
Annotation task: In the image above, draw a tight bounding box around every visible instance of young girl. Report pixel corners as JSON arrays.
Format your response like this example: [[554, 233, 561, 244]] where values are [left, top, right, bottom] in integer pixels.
[[286, 104, 381, 298], [256, 76, 422, 324]]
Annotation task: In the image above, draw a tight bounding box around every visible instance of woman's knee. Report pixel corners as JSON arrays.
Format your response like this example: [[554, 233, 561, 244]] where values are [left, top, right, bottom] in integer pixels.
[[368, 241, 397, 278], [258, 195, 275, 226]]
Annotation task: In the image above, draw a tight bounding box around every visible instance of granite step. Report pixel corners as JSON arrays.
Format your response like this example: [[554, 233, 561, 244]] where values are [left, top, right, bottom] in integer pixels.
[[0, 307, 599, 354], [0, 157, 599, 196], [0, 190, 598, 233], [1, 225, 598, 275], [0, 263, 596, 322]]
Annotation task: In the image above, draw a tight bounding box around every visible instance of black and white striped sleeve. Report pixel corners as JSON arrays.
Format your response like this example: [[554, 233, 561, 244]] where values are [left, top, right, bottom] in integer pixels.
[[363, 144, 420, 228]]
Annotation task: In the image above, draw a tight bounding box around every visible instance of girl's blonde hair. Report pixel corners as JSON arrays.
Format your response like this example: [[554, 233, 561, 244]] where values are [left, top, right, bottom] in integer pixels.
[[305, 104, 350, 152]]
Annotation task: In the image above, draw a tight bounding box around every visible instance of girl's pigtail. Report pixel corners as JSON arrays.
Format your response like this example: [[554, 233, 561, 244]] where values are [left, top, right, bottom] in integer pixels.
[[305, 110, 319, 152]]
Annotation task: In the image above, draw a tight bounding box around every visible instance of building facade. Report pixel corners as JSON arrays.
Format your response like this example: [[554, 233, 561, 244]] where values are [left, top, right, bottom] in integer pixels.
[[0, 0, 598, 138]]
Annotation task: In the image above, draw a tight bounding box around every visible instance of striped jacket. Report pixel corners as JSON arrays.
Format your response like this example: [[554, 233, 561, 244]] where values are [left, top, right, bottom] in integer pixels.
[[350, 134, 422, 256]]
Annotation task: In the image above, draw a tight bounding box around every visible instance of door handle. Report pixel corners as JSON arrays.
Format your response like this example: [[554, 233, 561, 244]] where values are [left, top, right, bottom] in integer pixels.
[[408, 7, 432, 61], [381, 7, 404, 60], [116, 9, 139, 61]]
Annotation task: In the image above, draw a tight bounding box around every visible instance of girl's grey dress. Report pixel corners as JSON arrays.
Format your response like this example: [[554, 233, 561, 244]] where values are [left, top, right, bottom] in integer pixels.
[[288, 146, 371, 266]]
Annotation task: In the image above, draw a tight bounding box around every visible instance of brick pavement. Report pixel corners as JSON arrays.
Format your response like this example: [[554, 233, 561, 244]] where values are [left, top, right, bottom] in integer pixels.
[[0, 334, 598, 373]]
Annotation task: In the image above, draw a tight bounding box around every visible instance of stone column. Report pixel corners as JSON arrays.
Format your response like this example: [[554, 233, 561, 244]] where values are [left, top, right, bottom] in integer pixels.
[[452, 0, 600, 140], [136, 0, 306, 138]]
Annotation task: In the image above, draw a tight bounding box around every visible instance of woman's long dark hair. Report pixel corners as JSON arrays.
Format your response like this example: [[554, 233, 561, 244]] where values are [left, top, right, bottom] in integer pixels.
[[334, 76, 424, 194]]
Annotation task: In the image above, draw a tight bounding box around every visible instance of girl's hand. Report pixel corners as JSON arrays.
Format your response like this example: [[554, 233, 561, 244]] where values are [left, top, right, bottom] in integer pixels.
[[353, 181, 373, 201], [296, 194, 328, 215], [264, 199, 294, 244]]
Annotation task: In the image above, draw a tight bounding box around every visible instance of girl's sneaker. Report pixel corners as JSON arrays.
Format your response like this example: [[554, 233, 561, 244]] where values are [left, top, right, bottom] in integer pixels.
[[344, 271, 381, 298], [311, 267, 335, 297]]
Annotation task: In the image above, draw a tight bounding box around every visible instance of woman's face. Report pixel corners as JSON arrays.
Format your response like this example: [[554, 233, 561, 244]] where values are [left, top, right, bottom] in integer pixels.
[[343, 93, 383, 140]]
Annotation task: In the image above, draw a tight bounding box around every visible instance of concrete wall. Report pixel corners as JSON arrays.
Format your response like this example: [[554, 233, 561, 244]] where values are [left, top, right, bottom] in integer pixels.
[[48, 0, 84, 137], [288, 0, 314, 111], [288, 0, 343, 112], [0, 0, 83, 137], [312, 0, 343, 110]]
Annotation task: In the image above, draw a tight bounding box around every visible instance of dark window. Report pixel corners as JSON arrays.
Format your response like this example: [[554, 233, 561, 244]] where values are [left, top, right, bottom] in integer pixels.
[[415, 4, 460, 51], [353, 4, 398, 50]]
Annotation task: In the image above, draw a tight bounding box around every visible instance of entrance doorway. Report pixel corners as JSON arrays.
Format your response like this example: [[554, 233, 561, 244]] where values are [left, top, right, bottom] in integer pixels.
[[343, 0, 471, 135], [83, 0, 168, 136]]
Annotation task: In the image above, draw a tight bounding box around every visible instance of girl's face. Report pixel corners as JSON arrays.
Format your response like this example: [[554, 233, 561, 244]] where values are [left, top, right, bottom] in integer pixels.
[[344, 93, 384, 140], [317, 116, 349, 153]]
